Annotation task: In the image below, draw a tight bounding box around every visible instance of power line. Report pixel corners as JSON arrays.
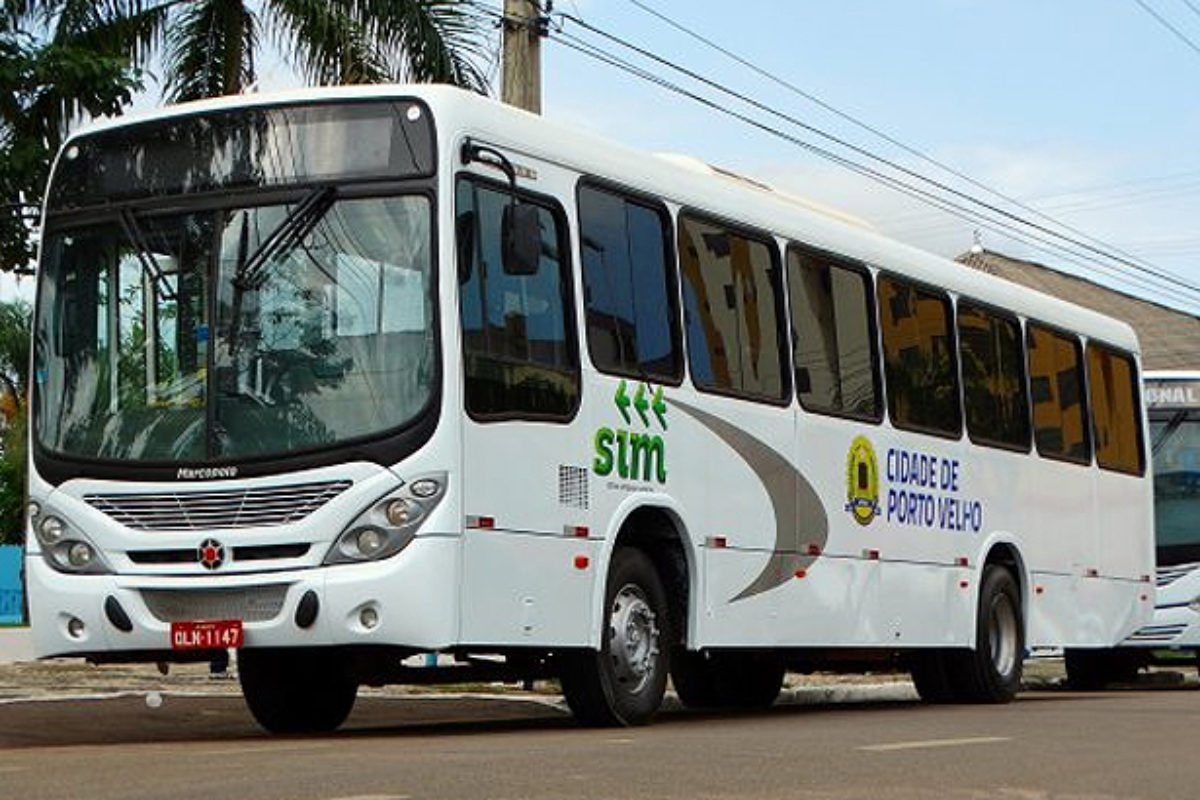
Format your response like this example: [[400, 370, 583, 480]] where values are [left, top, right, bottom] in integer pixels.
[[555, 12, 1200, 301], [469, 1, 1200, 307], [1133, 0, 1200, 58], [545, 29, 1200, 308], [623, 0, 1196, 290]]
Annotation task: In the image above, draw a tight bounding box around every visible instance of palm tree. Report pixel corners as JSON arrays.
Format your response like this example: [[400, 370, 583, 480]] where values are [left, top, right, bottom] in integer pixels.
[[162, 0, 492, 102]]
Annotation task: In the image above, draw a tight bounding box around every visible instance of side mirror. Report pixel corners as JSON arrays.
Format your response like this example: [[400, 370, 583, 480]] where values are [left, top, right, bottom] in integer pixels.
[[502, 203, 541, 276]]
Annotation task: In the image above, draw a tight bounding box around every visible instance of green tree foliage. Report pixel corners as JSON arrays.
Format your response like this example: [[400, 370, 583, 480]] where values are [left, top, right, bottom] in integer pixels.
[[0, 300, 31, 543], [0, 0, 162, 271]]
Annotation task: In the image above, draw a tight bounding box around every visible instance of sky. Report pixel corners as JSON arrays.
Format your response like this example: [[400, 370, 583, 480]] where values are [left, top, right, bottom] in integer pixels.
[[536, 0, 1200, 316], [5, 0, 1199, 318]]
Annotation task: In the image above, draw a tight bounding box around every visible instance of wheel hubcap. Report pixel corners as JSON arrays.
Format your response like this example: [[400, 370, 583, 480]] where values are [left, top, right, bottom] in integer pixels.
[[608, 583, 660, 694], [989, 593, 1018, 678]]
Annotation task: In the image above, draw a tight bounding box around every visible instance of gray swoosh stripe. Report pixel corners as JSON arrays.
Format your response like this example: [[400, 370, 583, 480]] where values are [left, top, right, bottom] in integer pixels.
[[672, 399, 829, 602]]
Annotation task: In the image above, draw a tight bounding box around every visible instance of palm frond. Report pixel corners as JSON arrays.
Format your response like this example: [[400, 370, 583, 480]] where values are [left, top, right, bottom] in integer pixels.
[[164, 0, 257, 101], [263, 0, 390, 86], [269, 0, 491, 92], [59, 1, 177, 69]]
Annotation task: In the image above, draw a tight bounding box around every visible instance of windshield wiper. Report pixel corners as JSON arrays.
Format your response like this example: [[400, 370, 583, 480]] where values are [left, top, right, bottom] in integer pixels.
[[117, 209, 177, 301], [227, 186, 337, 356], [232, 186, 337, 291]]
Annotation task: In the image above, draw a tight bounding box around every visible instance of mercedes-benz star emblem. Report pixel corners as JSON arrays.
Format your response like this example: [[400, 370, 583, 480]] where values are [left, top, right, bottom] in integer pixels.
[[198, 538, 226, 570]]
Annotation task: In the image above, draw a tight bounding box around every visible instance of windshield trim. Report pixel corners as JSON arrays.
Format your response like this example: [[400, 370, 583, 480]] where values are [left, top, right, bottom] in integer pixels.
[[32, 184, 443, 486]]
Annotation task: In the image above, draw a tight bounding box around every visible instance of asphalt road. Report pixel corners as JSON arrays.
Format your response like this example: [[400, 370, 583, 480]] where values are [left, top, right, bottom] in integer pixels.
[[1, 682, 1198, 800]]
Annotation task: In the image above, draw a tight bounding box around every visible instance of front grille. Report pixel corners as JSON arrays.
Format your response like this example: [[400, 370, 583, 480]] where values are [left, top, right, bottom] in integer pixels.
[[141, 585, 290, 623], [1157, 563, 1199, 588], [85, 480, 352, 531]]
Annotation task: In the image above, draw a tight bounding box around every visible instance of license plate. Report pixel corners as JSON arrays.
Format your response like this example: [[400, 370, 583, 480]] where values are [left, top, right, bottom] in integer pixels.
[[170, 619, 244, 650]]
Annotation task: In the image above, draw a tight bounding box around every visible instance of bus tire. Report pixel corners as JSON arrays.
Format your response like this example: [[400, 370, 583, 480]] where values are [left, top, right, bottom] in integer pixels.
[[954, 565, 1024, 703], [909, 650, 958, 703], [671, 651, 784, 710], [560, 547, 671, 726], [238, 647, 358, 733]]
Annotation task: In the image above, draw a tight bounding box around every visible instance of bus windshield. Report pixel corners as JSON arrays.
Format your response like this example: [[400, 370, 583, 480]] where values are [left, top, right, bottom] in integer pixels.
[[1151, 410, 1200, 565], [35, 194, 435, 463]]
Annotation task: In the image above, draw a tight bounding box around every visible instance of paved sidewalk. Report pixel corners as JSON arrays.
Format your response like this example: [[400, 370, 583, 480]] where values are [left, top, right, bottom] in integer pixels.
[[0, 628, 32, 666]]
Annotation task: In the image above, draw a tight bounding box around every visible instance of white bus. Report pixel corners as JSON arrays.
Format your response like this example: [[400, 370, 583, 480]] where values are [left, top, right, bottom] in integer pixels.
[[26, 85, 1153, 732], [1066, 371, 1200, 686]]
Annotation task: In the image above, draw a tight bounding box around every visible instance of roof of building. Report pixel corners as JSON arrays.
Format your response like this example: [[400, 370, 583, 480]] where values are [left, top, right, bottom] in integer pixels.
[[957, 249, 1200, 370]]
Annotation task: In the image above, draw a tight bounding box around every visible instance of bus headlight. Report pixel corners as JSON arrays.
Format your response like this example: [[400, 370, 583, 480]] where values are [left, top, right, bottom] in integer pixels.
[[33, 509, 112, 575], [324, 473, 447, 566], [40, 516, 66, 544]]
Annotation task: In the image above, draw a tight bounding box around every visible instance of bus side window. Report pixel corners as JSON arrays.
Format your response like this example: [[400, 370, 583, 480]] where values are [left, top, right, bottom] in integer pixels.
[[1027, 324, 1090, 464], [958, 303, 1031, 450], [877, 275, 960, 437], [1087, 343, 1144, 475], [578, 184, 681, 382], [678, 214, 788, 403], [786, 245, 880, 421], [455, 177, 580, 420]]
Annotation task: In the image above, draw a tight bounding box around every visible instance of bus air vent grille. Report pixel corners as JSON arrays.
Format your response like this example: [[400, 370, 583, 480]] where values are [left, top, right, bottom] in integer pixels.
[[558, 465, 589, 510], [1156, 563, 1198, 588], [1126, 622, 1188, 643], [141, 585, 290, 623], [84, 480, 353, 531]]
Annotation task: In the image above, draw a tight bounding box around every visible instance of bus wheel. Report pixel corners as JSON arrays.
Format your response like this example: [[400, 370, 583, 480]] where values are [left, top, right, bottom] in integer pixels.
[[955, 565, 1024, 703], [560, 547, 670, 726], [671, 651, 784, 710], [238, 647, 358, 734]]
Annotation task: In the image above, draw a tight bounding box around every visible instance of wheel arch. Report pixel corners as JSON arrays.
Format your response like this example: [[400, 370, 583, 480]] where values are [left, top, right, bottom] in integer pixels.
[[974, 534, 1030, 647], [590, 496, 698, 650]]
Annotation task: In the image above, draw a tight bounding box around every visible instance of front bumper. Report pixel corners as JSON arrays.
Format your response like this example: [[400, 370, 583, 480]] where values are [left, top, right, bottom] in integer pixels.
[[27, 536, 460, 659]]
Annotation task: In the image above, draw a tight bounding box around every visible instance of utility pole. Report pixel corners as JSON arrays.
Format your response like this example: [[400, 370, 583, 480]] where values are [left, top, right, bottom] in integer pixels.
[[501, 0, 546, 114]]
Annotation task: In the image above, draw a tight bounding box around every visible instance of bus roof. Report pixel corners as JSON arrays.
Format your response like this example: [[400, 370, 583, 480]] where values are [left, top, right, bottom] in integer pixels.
[[60, 83, 1142, 355]]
